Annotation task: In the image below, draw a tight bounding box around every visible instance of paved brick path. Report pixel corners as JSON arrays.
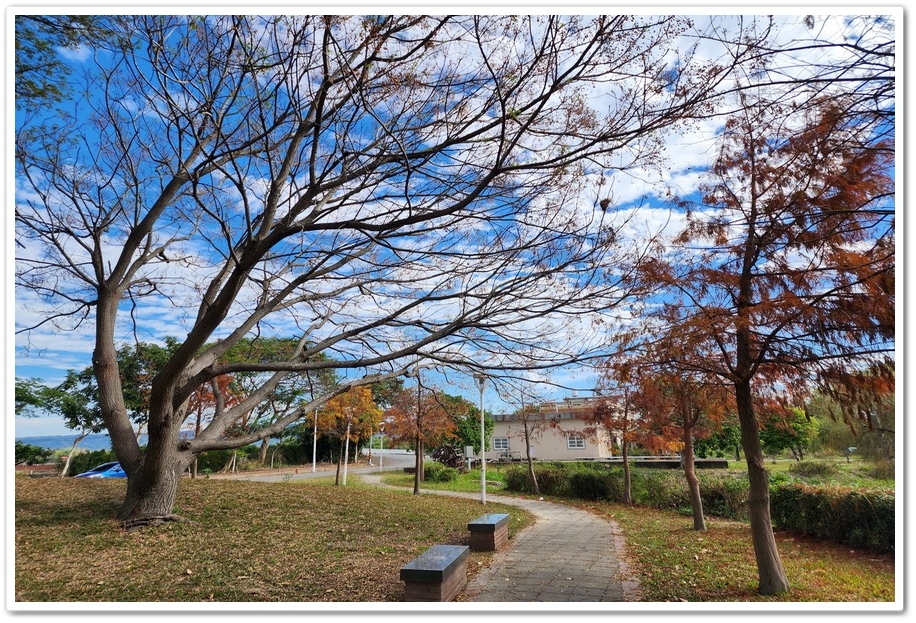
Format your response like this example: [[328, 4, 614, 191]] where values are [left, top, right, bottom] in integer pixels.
[[458, 494, 637, 602], [358, 471, 639, 603], [232, 459, 639, 603]]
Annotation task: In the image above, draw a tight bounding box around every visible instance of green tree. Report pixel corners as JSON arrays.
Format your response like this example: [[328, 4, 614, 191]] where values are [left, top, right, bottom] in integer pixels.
[[223, 338, 338, 465], [808, 388, 894, 462], [14, 441, 53, 466], [15, 377, 54, 416], [759, 406, 820, 461], [14, 15, 112, 109], [694, 421, 742, 461]]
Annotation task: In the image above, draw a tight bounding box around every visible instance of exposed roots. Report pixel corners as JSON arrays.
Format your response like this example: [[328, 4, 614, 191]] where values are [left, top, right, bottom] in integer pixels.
[[121, 513, 193, 532]]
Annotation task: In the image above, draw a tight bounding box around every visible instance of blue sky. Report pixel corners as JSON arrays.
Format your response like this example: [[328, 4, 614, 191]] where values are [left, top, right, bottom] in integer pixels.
[[8, 7, 901, 440]]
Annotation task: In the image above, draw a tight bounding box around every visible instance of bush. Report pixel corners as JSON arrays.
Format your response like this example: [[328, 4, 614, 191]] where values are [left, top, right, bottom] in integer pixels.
[[501, 460, 894, 554], [699, 473, 749, 521], [631, 470, 690, 510], [195, 445, 261, 473], [788, 461, 840, 480], [569, 469, 616, 501], [15, 441, 54, 466], [770, 483, 894, 553], [424, 462, 459, 483]]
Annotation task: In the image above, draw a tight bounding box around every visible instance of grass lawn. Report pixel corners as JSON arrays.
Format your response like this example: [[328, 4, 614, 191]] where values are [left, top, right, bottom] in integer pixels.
[[14, 461, 897, 604], [590, 503, 895, 602], [14, 475, 532, 603]]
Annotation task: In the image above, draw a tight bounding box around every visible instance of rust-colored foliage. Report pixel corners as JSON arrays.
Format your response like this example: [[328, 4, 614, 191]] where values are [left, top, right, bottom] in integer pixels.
[[634, 95, 894, 594], [383, 385, 458, 449], [649, 95, 894, 421], [187, 375, 244, 435]]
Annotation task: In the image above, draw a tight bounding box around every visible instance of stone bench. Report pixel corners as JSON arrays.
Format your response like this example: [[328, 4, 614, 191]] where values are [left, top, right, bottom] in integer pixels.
[[400, 544, 470, 602], [467, 513, 510, 552]]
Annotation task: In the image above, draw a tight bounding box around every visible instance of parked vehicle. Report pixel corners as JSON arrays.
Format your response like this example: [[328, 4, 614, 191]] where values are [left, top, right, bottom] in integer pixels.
[[74, 462, 126, 478]]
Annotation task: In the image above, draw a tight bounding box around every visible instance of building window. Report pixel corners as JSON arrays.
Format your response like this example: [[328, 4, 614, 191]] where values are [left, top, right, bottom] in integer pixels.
[[567, 434, 586, 450], [493, 437, 510, 451]]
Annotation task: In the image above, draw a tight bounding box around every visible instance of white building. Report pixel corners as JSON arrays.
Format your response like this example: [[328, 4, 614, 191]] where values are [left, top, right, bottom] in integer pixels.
[[487, 396, 616, 462]]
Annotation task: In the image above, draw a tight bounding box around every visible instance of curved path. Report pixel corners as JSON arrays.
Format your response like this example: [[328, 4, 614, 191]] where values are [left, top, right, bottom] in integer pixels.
[[220, 453, 640, 602], [359, 470, 640, 602]]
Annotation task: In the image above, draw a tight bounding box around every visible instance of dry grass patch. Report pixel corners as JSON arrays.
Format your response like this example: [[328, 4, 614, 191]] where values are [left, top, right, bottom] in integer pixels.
[[15, 476, 532, 603], [589, 502, 895, 603]]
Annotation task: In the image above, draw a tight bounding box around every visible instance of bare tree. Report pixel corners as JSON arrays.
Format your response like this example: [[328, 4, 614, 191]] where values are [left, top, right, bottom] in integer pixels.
[[15, 15, 761, 527]]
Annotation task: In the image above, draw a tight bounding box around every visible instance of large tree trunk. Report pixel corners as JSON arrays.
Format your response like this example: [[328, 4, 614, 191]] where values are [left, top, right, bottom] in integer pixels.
[[682, 427, 706, 531], [735, 378, 790, 595], [117, 441, 191, 530]]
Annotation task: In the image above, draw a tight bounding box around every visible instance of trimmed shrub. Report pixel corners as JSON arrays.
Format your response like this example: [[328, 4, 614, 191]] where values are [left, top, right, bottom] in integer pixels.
[[424, 462, 459, 483], [770, 483, 894, 553], [630, 470, 690, 511], [568, 470, 615, 501], [501, 460, 893, 553], [698, 473, 750, 521]]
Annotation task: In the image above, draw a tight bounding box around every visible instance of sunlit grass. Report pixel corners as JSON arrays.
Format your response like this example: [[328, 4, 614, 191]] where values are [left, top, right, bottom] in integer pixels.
[[593, 502, 895, 602], [14, 476, 531, 603], [387, 460, 896, 603]]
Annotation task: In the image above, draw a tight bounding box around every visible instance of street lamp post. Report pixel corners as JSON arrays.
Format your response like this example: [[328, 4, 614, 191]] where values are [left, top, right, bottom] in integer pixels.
[[312, 409, 318, 473], [378, 424, 385, 473], [473, 373, 487, 505], [342, 408, 353, 486]]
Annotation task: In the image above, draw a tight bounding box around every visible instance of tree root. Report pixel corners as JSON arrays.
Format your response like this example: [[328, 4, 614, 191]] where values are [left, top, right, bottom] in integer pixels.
[[121, 513, 193, 532]]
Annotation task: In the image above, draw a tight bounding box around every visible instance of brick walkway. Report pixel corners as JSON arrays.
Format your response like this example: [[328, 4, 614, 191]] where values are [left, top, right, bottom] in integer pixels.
[[359, 472, 639, 603], [458, 493, 637, 602]]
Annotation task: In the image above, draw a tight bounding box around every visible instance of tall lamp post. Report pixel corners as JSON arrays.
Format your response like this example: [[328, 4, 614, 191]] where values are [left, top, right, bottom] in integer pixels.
[[312, 408, 318, 473], [473, 373, 487, 505], [378, 424, 384, 473], [342, 407, 353, 486]]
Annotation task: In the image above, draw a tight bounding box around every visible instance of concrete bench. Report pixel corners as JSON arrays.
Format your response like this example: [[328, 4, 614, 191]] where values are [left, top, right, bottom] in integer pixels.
[[467, 513, 510, 552], [400, 544, 470, 602]]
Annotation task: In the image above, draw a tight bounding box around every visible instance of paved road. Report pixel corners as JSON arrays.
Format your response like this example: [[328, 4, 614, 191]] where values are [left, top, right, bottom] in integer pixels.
[[459, 494, 635, 602], [211, 449, 417, 482]]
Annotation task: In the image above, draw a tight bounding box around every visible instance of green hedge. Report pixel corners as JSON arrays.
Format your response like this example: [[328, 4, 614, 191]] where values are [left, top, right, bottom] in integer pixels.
[[503, 462, 894, 553], [770, 483, 895, 554]]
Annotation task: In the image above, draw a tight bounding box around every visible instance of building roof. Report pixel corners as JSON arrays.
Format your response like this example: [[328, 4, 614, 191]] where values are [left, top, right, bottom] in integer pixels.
[[492, 396, 602, 422]]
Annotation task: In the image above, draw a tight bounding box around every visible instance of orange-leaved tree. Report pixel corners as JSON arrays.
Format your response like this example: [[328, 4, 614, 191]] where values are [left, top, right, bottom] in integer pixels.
[[638, 93, 894, 594], [384, 382, 457, 495], [317, 386, 382, 485], [627, 365, 733, 531], [186, 374, 244, 476]]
